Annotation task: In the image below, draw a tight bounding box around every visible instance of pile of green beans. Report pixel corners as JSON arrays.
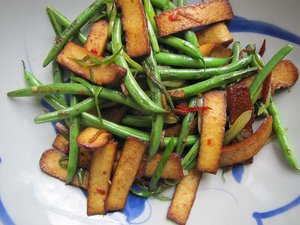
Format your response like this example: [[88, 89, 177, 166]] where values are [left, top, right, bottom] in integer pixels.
[[7, 0, 300, 191]]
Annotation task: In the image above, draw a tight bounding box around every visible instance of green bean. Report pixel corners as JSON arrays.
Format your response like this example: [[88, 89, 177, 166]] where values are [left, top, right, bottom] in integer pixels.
[[175, 0, 199, 48], [184, 31, 199, 47], [47, 6, 87, 44], [123, 52, 144, 72], [47, 7, 63, 36], [143, 50, 164, 158], [181, 139, 200, 170], [155, 52, 231, 69], [7, 83, 146, 112], [52, 60, 68, 106], [150, 0, 174, 9], [177, 0, 187, 7], [43, 1, 106, 66], [157, 36, 203, 60], [34, 97, 95, 124], [146, 14, 160, 53], [112, 16, 165, 113], [168, 67, 258, 99], [143, 0, 158, 33], [249, 44, 293, 104], [268, 100, 300, 173], [22, 62, 67, 110], [155, 8, 162, 14], [159, 55, 253, 80], [231, 41, 241, 63], [108, 2, 117, 38], [122, 115, 152, 128], [66, 78, 80, 184], [81, 112, 198, 146], [175, 97, 197, 154], [149, 137, 175, 191]]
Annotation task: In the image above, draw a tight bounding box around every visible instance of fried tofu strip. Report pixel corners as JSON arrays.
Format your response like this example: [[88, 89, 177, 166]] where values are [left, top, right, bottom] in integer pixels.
[[195, 22, 233, 47], [76, 127, 112, 150], [137, 153, 184, 179], [39, 149, 89, 189], [197, 91, 227, 174], [102, 105, 128, 124], [167, 167, 201, 225], [52, 134, 92, 169], [271, 60, 299, 93], [155, 0, 234, 37], [227, 83, 253, 139], [241, 60, 299, 94], [105, 137, 147, 211], [117, 0, 150, 57], [209, 44, 233, 58], [84, 20, 109, 56], [53, 134, 69, 153], [198, 43, 216, 57], [57, 42, 126, 86], [220, 116, 273, 167], [87, 141, 117, 215]]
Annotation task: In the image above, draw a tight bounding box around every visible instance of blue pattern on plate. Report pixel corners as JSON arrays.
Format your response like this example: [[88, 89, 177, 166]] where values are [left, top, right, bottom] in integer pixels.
[[228, 16, 300, 45], [232, 164, 244, 184], [122, 194, 150, 224], [0, 160, 15, 225], [252, 195, 300, 225]]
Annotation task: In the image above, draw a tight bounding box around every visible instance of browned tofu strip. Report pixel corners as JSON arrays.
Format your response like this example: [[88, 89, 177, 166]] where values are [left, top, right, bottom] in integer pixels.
[[155, 0, 234, 37], [197, 90, 227, 174], [117, 0, 150, 57], [84, 20, 109, 56], [167, 167, 201, 225], [195, 22, 233, 47], [209, 44, 233, 58], [39, 149, 89, 189], [105, 137, 147, 211], [87, 141, 117, 215], [198, 43, 216, 57], [76, 127, 112, 150], [57, 42, 126, 86], [52, 134, 69, 153], [227, 83, 253, 139], [271, 60, 299, 93], [102, 105, 128, 124], [137, 153, 184, 179], [220, 116, 273, 167]]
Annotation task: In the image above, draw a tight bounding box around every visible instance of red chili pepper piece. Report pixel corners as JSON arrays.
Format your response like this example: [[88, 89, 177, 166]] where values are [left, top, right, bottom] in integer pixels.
[[207, 138, 212, 146], [259, 39, 266, 57], [90, 48, 98, 55], [168, 13, 180, 22], [174, 105, 211, 116], [64, 145, 70, 154], [96, 187, 106, 195]]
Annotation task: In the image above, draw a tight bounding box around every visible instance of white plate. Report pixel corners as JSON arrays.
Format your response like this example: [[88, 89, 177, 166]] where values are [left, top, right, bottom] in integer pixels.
[[1, 0, 300, 224]]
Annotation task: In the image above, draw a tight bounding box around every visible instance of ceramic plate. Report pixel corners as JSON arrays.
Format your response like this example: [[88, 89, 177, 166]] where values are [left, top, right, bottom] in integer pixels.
[[1, 0, 300, 224]]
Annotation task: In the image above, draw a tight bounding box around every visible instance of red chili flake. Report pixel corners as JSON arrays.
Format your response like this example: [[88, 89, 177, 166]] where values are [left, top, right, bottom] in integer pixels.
[[259, 39, 266, 57], [102, 171, 107, 175], [64, 145, 70, 154], [207, 138, 212, 146], [174, 105, 211, 116], [96, 187, 106, 195], [79, 90, 86, 95], [168, 13, 180, 22], [90, 48, 98, 55]]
